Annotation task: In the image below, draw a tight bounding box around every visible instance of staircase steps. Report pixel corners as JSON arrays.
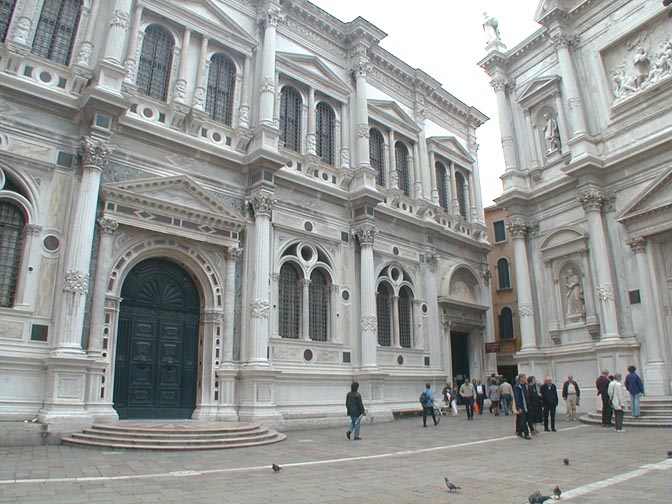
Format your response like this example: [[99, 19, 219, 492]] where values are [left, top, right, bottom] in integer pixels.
[[61, 421, 287, 450], [579, 397, 672, 428]]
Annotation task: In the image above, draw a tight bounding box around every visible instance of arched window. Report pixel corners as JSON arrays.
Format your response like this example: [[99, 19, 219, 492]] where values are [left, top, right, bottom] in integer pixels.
[[206, 54, 235, 125], [0, 0, 18, 43], [376, 282, 392, 346], [0, 202, 25, 307], [278, 263, 301, 339], [499, 307, 514, 340], [394, 141, 410, 197], [435, 162, 449, 210], [399, 286, 413, 348], [316, 102, 335, 165], [309, 269, 329, 342], [369, 128, 385, 186], [32, 0, 81, 65], [137, 25, 174, 102], [497, 257, 511, 289], [279, 86, 301, 152], [455, 171, 467, 217]]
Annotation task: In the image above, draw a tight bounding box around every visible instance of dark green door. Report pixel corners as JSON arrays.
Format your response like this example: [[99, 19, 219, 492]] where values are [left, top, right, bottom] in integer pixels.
[[114, 258, 200, 419], [451, 331, 470, 388]]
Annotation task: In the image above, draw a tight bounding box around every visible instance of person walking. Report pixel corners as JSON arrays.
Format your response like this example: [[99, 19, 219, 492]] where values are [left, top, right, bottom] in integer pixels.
[[562, 375, 581, 421], [499, 378, 513, 415], [475, 379, 486, 415], [624, 365, 644, 418], [442, 382, 459, 416], [540, 376, 559, 432], [596, 369, 613, 427], [609, 373, 627, 432], [513, 373, 531, 440], [420, 383, 439, 427], [488, 379, 501, 416], [345, 381, 366, 440], [459, 379, 476, 420]]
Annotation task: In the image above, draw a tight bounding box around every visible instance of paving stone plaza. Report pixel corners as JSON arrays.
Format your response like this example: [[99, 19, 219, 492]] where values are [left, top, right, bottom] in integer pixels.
[[1, 414, 670, 503]]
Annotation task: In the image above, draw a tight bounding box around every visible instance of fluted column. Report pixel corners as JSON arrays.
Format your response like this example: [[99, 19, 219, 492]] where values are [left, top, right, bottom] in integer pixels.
[[467, 130, 485, 224], [579, 190, 619, 339], [550, 32, 587, 136], [507, 218, 537, 351], [238, 56, 251, 129], [490, 76, 517, 171], [300, 279, 311, 341], [102, 0, 132, 64], [13, 224, 42, 309], [387, 130, 398, 189], [340, 102, 350, 169], [412, 142, 422, 199], [87, 218, 118, 358], [355, 223, 377, 370], [258, 1, 282, 125], [352, 56, 371, 169], [8, 0, 39, 47], [247, 190, 274, 364], [192, 35, 209, 111], [173, 26, 192, 103], [428, 150, 438, 204], [449, 161, 459, 215], [223, 247, 242, 363], [53, 136, 111, 355], [392, 295, 400, 347], [123, 1, 144, 83], [73, 0, 100, 68], [306, 88, 316, 156]]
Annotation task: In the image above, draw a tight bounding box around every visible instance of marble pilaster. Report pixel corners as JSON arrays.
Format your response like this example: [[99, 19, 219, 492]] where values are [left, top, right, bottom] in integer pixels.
[[355, 223, 377, 370], [507, 218, 537, 351]]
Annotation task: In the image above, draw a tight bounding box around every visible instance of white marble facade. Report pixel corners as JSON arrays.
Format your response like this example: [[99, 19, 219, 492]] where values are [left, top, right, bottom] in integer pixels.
[[0, 0, 492, 434], [480, 0, 672, 402]]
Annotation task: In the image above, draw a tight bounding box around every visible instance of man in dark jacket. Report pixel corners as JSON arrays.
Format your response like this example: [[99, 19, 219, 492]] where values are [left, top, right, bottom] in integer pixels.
[[596, 369, 613, 427], [513, 373, 531, 440], [345, 381, 366, 440], [562, 375, 581, 421], [540, 376, 559, 432]]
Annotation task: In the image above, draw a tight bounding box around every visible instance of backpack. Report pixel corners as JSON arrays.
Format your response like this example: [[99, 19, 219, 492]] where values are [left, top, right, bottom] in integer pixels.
[[419, 390, 429, 405]]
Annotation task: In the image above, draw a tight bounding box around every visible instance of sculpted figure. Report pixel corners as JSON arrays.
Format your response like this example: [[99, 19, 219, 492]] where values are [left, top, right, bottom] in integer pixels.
[[543, 112, 561, 154], [482, 12, 501, 44], [564, 268, 585, 317]]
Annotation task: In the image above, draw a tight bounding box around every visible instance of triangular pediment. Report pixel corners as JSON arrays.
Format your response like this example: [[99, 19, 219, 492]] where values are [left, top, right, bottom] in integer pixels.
[[617, 167, 672, 225], [102, 175, 247, 243], [277, 52, 350, 98], [427, 136, 474, 165], [517, 75, 561, 104], [368, 100, 421, 134]]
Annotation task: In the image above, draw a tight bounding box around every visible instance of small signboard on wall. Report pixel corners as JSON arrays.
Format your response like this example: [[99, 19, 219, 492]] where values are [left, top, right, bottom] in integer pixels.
[[485, 342, 500, 353]]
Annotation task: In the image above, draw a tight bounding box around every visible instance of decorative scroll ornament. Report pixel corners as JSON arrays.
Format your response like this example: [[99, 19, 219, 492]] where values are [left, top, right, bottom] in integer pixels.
[[64, 270, 89, 293], [250, 300, 270, 319], [193, 87, 206, 109], [357, 123, 370, 138], [518, 302, 534, 317], [98, 218, 119, 235], [354, 224, 377, 246], [506, 218, 531, 238], [260, 77, 275, 94], [225, 247, 243, 262], [23, 224, 43, 236], [626, 237, 646, 254], [75, 41, 93, 67], [110, 9, 129, 30], [596, 284, 614, 301], [260, 2, 285, 28], [578, 190, 606, 211], [80, 136, 111, 170], [249, 191, 276, 217], [360, 315, 377, 331]]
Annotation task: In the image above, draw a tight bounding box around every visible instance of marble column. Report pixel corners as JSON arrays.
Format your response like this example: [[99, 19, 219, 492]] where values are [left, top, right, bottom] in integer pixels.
[[412, 142, 422, 199], [355, 223, 377, 370], [13, 224, 42, 309], [301, 279, 311, 341], [306, 88, 316, 156], [192, 35, 209, 111], [467, 129, 485, 224], [351, 53, 371, 169], [223, 247, 242, 363], [173, 26, 192, 103], [247, 190, 274, 365], [627, 237, 668, 395], [122, 1, 144, 84], [449, 161, 459, 215], [258, 1, 282, 126], [87, 218, 119, 358], [103, 0, 132, 65], [73, 0, 100, 68], [428, 150, 439, 205], [507, 218, 537, 351], [392, 295, 400, 347], [340, 102, 350, 169], [550, 32, 587, 136], [387, 130, 398, 189], [238, 56, 252, 129], [579, 190, 619, 339], [490, 76, 517, 171]]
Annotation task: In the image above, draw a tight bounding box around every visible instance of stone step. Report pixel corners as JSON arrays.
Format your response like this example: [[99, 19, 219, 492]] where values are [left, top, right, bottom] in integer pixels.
[[81, 426, 268, 439], [69, 430, 279, 446], [580, 412, 672, 427], [62, 434, 287, 451]]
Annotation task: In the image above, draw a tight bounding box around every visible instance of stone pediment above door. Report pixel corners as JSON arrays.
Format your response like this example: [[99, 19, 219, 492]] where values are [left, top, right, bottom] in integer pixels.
[[102, 175, 247, 246], [617, 167, 672, 237]]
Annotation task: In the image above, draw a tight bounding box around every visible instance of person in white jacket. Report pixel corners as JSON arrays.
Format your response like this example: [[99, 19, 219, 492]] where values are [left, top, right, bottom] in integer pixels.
[[609, 373, 627, 433]]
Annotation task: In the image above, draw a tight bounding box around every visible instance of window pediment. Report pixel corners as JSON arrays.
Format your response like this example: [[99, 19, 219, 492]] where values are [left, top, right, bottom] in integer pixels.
[[617, 167, 672, 233], [517, 75, 561, 108], [427, 136, 474, 167], [368, 100, 421, 135], [276, 52, 349, 99]]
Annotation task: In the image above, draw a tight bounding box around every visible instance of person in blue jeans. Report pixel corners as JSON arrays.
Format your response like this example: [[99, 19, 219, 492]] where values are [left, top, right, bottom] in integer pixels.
[[345, 381, 366, 440], [624, 365, 644, 417], [421, 383, 439, 427]]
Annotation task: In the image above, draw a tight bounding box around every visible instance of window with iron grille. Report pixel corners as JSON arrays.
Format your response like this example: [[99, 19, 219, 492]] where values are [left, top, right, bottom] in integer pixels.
[[493, 220, 507, 242], [316, 102, 335, 165], [499, 307, 514, 340], [376, 282, 392, 346], [369, 128, 385, 186], [32, 0, 81, 66], [394, 141, 410, 197], [497, 257, 511, 289], [399, 286, 413, 348], [0, 0, 18, 43], [455, 171, 467, 217], [0, 202, 25, 307], [280, 86, 301, 152], [137, 25, 174, 102], [435, 161, 449, 210], [309, 269, 329, 342], [279, 263, 301, 338], [206, 54, 235, 125]]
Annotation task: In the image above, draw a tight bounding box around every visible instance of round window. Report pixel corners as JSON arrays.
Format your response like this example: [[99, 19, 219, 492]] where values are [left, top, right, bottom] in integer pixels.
[[397, 355, 404, 365], [300, 245, 314, 262], [304, 221, 314, 232], [303, 349, 314, 362], [421, 303, 428, 314], [43, 235, 61, 252], [341, 290, 350, 302]]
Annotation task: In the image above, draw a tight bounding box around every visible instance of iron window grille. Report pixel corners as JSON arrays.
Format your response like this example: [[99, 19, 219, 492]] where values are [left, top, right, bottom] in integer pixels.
[[0, 0, 18, 43], [399, 286, 413, 348], [32, 0, 81, 66], [309, 269, 329, 342], [497, 257, 511, 289], [499, 307, 515, 340], [137, 25, 174, 102], [278, 263, 300, 339], [394, 141, 411, 197], [435, 162, 449, 210], [206, 54, 235, 125], [455, 171, 467, 217], [316, 102, 335, 165], [279, 86, 302, 152], [369, 128, 385, 186], [376, 282, 392, 346], [0, 202, 25, 307]]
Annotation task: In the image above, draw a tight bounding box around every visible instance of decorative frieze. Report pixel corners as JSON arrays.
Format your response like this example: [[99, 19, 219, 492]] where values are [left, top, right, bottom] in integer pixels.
[[518, 302, 534, 317], [596, 284, 614, 301], [64, 270, 89, 293], [360, 315, 377, 331], [250, 300, 270, 319]]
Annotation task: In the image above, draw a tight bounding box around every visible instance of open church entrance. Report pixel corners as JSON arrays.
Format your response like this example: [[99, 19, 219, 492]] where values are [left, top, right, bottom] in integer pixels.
[[451, 331, 470, 388], [114, 258, 200, 419]]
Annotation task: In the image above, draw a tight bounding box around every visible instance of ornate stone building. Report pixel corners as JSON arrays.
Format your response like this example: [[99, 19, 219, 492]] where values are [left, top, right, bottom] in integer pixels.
[[480, 0, 672, 403], [0, 0, 492, 436]]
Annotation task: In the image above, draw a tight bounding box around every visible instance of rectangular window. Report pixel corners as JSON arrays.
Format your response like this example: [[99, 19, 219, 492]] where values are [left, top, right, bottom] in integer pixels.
[[493, 220, 507, 242]]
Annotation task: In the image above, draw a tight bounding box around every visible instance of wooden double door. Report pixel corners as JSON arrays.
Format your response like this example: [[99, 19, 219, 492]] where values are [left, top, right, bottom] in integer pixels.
[[114, 259, 200, 419]]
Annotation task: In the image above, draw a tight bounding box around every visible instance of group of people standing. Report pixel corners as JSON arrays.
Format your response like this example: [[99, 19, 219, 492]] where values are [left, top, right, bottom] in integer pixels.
[[596, 365, 645, 433], [513, 374, 560, 440]]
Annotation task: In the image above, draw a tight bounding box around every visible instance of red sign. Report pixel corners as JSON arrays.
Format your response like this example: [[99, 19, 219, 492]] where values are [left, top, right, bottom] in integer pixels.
[[485, 342, 501, 353]]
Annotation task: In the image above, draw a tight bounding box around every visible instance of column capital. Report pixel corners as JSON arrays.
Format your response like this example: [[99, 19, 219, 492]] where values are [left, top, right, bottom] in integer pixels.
[[354, 223, 377, 246], [550, 32, 580, 50], [351, 57, 372, 78], [98, 218, 119, 235], [490, 76, 507, 92], [110, 9, 130, 30], [481, 266, 492, 286], [248, 190, 276, 217], [80, 136, 112, 170], [506, 218, 533, 238], [626, 237, 646, 254], [259, 1, 284, 28], [426, 253, 439, 272], [299, 279, 311, 288], [578, 189, 606, 211], [225, 247, 243, 262]]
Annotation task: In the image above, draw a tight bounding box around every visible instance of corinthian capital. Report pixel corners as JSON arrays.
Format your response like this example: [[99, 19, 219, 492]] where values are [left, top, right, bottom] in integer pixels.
[[626, 237, 646, 254], [351, 56, 372, 78], [80, 136, 112, 170], [578, 190, 606, 211], [551, 32, 580, 49], [98, 218, 119, 235], [506, 218, 532, 238], [248, 190, 276, 217], [490, 76, 507, 92], [354, 223, 377, 246], [225, 247, 243, 262], [259, 1, 284, 28]]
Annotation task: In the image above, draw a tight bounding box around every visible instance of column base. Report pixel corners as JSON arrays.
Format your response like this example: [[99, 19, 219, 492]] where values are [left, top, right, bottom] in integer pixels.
[[85, 403, 119, 423], [215, 365, 240, 421], [191, 404, 219, 421], [236, 367, 282, 427], [643, 361, 669, 397]]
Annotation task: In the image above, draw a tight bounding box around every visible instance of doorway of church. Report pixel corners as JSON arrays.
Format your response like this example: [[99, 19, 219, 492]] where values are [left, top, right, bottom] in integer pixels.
[[113, 258, 200, 419], [451, 331, 470, 391]]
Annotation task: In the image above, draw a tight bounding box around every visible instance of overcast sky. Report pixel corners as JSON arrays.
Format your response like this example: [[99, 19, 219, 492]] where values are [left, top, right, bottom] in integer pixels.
[[308, 0, 542, 206]]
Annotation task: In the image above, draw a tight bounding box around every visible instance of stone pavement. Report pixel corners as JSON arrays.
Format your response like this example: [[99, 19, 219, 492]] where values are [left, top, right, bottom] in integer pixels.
[[1, 412, 670, 503]]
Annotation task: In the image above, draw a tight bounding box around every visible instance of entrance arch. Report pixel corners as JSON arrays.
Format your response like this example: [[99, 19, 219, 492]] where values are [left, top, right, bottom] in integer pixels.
[[114, 258, 200, 419]]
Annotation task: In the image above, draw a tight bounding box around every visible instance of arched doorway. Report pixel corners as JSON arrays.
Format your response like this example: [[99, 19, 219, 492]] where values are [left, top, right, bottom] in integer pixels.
[[114, 258, 200, 419]]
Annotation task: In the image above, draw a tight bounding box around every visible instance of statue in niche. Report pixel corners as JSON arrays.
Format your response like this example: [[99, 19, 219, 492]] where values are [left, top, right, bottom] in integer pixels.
[[482, 12, 501, 44], [564, 268, 585, 317], [632, 46, 650, 88], [542, 112, 561, 154]]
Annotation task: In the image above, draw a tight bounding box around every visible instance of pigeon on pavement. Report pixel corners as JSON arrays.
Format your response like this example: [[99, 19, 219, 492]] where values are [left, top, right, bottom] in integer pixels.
[[552, 486, 562, 499], [667, 450, 672, 458], [562, 457, 570, 466], [444, 477, 461, 492], [272, 463, 282, 473], [528, 490, 552, 503]]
